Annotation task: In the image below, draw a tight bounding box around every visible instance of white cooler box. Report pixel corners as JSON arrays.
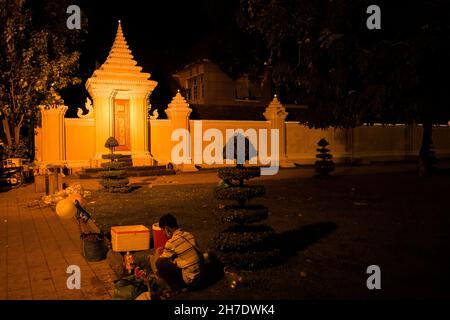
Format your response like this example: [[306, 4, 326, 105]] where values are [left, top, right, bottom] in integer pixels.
[[111, 225, 150, 252]]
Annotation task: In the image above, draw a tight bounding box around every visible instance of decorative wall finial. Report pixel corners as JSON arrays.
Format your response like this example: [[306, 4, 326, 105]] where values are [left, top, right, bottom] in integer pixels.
[[149, 109, 159, 120], [264, 94, 288, 120], [167, 91, 190, 111], [77, 97, 94, 119]]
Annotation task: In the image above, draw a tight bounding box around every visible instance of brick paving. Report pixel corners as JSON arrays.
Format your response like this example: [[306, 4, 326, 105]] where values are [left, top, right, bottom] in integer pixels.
[[0, 185, 116, 300]]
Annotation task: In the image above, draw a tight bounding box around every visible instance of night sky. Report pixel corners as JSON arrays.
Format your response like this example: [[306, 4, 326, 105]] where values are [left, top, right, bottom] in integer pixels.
[[62, 0, 240, 115], [49, 0, 436, 118]]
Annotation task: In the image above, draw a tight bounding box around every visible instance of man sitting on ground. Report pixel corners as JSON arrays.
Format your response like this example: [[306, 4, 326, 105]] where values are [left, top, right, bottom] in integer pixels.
[[150, 213, 204, 293]]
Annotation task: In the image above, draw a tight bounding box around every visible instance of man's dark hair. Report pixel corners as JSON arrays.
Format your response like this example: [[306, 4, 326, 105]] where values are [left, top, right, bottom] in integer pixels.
[[159, 213, 178, 229]]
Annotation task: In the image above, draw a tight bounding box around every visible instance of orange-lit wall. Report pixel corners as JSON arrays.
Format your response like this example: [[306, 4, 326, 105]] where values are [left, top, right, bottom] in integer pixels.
[[37, 106, 450, 170], [189, 120, 272, 168], [149, 119, 172, 165], [285, 123, 450, 164], [64, 118, 95, 167], [149, 119, 273, 167]]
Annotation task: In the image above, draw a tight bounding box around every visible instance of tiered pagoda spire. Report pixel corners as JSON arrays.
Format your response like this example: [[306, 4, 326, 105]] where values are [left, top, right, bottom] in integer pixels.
[[87, 20, 153, 85]]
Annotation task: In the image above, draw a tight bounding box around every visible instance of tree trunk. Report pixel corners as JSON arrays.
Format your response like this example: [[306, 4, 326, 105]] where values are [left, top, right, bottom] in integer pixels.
[[418, 122, 435, 177], [2, 118, 13, 146], [14, 124, 21, 146]]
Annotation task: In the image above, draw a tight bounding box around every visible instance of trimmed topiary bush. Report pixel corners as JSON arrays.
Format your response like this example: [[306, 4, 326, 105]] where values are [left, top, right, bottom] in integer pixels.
[[213, 164, 279, 270], [105, 136, 119, 154], [218, 166, 261, 186], [314, 138, 335, 178], [218, 205, 268, 224], [99, 137, 132, 193], [214, 186, 265, 207]]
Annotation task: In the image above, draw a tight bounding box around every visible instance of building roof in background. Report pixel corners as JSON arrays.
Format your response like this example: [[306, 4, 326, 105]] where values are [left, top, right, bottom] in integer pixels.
[[187, 103, 308, 121], [173, 59, 212, 76]]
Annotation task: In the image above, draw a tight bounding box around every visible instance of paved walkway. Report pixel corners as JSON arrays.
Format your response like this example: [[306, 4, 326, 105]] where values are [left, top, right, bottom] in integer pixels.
[[0, 185, 116, 300]]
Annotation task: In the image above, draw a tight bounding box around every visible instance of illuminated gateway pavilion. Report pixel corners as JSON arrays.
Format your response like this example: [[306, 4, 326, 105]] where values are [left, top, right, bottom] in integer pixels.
[[34, 22, 450, 172], [84, 21, 156, 167]]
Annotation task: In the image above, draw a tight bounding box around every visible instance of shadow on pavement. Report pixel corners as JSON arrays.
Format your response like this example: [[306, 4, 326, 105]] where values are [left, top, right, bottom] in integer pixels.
[[192, 222, 338, 292], [276, 222, 338, 259], [0, 184, 12, 193], [193, 254, 224, 291]]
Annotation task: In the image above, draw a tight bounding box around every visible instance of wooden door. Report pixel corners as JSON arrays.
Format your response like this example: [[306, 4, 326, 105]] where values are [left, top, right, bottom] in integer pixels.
[[114, 99, 131, 151]]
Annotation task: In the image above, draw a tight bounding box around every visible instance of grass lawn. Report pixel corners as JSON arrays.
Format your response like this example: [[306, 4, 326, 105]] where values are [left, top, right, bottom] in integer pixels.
[[86, 167, 450, 299]]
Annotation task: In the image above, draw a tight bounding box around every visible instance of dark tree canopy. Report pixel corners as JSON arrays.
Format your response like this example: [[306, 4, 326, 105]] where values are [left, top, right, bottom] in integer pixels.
[[238, 0, 450, 175], [238, 0, 450, 128], [0, 0, 85, 152]]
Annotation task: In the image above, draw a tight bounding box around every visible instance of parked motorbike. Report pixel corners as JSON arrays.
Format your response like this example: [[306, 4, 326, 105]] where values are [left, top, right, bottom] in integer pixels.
[[0, 166, 24, 188]]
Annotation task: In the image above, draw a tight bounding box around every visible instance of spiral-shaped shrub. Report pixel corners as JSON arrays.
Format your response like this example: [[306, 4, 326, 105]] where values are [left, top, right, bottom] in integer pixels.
[[213, 165, 279, 270]]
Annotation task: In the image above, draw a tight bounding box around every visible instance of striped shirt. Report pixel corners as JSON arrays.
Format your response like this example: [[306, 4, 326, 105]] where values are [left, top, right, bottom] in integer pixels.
[[160, 229, 202, 285]]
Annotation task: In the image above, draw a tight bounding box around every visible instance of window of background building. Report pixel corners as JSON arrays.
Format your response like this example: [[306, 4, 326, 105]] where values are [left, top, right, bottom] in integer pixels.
[[193, 79, 198, 100], [200, 76, 204, 99], [186, 79, 192, 100]]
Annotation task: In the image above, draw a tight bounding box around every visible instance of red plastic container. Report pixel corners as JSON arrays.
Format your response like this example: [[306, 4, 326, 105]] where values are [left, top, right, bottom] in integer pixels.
[[152, 223, 168, 250]]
